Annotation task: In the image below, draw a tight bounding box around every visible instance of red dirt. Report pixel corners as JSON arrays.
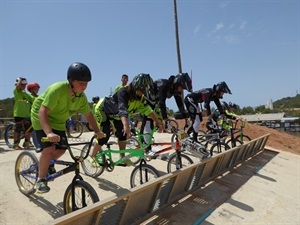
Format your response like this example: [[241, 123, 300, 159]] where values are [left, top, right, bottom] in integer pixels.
[[176, 118, 300, 155]]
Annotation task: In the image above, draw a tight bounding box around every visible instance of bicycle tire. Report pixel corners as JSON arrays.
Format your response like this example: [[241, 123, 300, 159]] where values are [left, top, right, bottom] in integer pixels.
[[170, 132, 189, 149], [85, 122, 94, 131], [31, 131, 41, 149], [165, 119, 179, 134], [226, 138, 243, 148], [4, 124, 15, 148], [15, 151, 38, 195], [130, 164, 160, 188], [235, 134, 251, 143], [167, 153, 194, 173], [80, 143, 105, 177], [210, 142, 231, 156], [66, 120, 84, 138], [126, 137, 142, 165], [63, 180, 99, 214]]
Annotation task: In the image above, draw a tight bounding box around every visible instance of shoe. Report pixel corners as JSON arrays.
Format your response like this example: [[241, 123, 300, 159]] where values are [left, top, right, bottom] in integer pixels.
[[22, 141, 31, 149], [28, 141, 35, 148], [88, 157, 99, 168], [146, 150, 158, 159], [13, 144, 23, 150], [123, 158, 134, 166], [35, 179, 50, 194], [48, 164, 56, 175]]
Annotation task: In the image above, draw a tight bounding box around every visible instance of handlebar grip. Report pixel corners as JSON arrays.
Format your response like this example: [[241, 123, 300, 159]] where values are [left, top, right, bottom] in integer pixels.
[[41, 137, 61, 142], [95, 133, 107, 139]]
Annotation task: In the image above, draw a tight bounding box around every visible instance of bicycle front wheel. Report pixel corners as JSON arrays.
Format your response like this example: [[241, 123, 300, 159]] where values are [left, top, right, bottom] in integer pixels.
[[4, 124, 14, 148], [130, 164, 160, 188], [15, 151, 38, 195], [210, 142, 231, 156], [80, 143, 105, 177], [167, 152, 194, 173], [66, 120, 84, 138], [63, 180, 99, 214]]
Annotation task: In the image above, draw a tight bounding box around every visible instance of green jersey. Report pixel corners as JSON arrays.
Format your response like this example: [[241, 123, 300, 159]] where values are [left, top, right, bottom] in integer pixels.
[[13, 88, 34, 118], [31, 81, 91, 131]]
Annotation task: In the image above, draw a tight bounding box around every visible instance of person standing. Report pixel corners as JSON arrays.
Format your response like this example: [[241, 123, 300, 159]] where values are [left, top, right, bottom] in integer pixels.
[[184, 81, 232, 142], [13, 77, 35, 149], [31, 62, 105, 193], [114, 74, 129, 93]]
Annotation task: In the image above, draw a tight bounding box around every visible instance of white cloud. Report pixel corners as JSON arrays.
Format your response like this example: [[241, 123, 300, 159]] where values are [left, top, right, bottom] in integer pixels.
[[193, 25, 201, 34], [216, 22, 225, 31], [240, 21, 247, 30]]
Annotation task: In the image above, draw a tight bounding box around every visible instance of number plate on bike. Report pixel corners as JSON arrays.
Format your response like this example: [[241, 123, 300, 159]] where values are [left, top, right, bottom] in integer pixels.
[[178, 132, 186, 140]]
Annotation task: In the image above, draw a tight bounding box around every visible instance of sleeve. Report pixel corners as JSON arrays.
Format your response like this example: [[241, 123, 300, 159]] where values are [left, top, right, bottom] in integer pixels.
[[174, 95, 186, 114], [157, 84, 168, 120], [117, 89, 129, 118], [225, 109, 237, 120], [214, 98, 224, 115]]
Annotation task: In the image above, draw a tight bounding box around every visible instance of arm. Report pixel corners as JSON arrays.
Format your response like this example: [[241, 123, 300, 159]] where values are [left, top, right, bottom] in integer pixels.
[[148, 112, 164, 133], [38, 105, 60, 142], [84, 112, 105, 138]]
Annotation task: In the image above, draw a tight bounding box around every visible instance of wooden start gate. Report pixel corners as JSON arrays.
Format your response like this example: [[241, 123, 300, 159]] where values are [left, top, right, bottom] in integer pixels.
[[45, 134, 270, 225]]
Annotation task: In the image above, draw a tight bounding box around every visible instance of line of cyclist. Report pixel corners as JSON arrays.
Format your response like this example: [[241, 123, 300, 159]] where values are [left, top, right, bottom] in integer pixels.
[[14, 61, 240, 193]]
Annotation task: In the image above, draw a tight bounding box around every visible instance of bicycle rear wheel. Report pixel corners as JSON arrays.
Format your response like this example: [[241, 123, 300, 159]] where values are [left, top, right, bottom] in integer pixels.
[[66, 120, 83, 138], [165, 119, 178, 133], [15, 151, 38, 195], [4, 124, 14, 148], [63, 180, 99, 214], [130, 164, 160, 188], [80, 143, 105, 177], [126, 137, 142, 165], [167, 152, 194, 173]]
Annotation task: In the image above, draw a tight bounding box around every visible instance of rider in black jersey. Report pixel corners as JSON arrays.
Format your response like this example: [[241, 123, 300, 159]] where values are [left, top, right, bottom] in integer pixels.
[[141, 73, 192, 151], [184, 81, 232, 142]]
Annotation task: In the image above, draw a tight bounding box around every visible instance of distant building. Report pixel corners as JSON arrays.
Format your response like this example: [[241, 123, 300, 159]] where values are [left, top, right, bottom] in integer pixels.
[[265, 99, 273, 110]]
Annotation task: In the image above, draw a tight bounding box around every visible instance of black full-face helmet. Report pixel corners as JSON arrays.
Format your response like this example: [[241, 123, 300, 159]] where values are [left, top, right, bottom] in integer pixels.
[[131, 73, 154, 99], [228, 101, 237, 109], [92, 96, 100, 103], [221, 101, 229, 111], [67, 62, 92, 82], [173, 73, 193, 92], [214, 81, 232, 98]]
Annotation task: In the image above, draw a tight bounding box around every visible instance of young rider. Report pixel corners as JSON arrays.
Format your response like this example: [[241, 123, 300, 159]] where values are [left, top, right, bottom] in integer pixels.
[[92, 73, 164, 165], [184, 81, 232, 142], [27, 82, 40, 98], [31, 62, 105, 193], [141, 73, 192, 153], [13, 77, 35, 149]]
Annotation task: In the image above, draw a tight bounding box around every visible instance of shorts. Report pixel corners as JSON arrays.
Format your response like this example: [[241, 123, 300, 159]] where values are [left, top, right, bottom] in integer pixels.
[[35, 129, 68, 151]]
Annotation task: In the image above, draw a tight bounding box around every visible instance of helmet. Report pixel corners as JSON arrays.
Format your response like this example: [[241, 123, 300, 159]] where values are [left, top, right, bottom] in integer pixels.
[[131, 73, 154, 98], [15, 77, 28, 86], [27, 82, 40, 92], [67, 62, 91, 82], [228, 101, 237, 109], [173, 73, 192, 92], [92, 96, 100, 103], [214, 81, 232, 97], [221, 101, 229, 110]]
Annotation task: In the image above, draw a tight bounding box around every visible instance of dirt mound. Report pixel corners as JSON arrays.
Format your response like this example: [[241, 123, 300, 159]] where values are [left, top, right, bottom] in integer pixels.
[[175, 119, 300, 155]]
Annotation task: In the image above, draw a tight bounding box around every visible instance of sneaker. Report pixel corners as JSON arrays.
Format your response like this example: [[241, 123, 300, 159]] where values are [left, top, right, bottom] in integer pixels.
[[123, 158, 134, 166], [146, 150, 158, 159], [22, 141, 31, 149], [35, 179, 50, 194], [88, 157, 99, 168], [13, 144, 23, 150], [28, 141, 35, 148], [48, 164, 56, 175]]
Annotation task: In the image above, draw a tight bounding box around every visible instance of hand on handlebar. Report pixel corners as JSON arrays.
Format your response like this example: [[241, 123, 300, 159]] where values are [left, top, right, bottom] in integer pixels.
[[42, 133, 60, 142], [95, 131, 106, 139]]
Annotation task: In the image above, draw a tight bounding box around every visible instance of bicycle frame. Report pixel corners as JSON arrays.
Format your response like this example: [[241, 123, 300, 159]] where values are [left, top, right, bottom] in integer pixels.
[[96, 145, 145, 168]]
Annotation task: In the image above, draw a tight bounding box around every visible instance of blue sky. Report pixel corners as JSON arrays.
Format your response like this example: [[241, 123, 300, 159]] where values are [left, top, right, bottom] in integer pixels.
[[1, 0, 299, 110]]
